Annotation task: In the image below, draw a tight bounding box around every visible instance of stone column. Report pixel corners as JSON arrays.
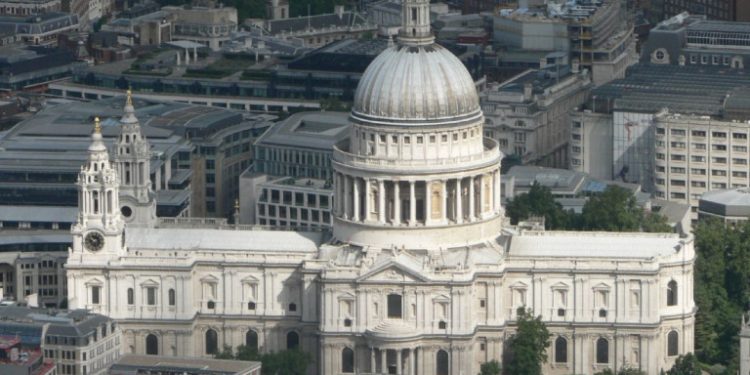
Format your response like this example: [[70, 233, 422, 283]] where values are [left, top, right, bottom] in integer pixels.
[[441, 181, 447, 222], [486, 174, 492, 217], [424, 181, 432, 225], [455, 178, 463, 224], [469, 176, 475, 221], [352, 177, 360, 222], [364, 178, 371, 222], [344, 175, 351, 219], [409, 181, 416, 225], [397, 349, 403, 375], [381, 349, 387, 374], [409, 348, 416, 375], [394, 182, 401, 225], [378, 180, 386, 223], [495, 171, 502, 212], [371, 348, 376, 373]]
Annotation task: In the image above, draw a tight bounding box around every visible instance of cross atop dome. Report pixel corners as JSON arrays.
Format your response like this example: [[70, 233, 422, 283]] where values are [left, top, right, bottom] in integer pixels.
[[398, 0, 435, 46]]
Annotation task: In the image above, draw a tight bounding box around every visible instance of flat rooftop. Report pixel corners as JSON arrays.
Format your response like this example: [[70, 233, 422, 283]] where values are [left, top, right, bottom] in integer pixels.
[[126, 227, 324, 252], [111, 354, 260, 375], [591, 64, 750, 117], [255, 111, 350, 151], [508, 231, 683, 259]]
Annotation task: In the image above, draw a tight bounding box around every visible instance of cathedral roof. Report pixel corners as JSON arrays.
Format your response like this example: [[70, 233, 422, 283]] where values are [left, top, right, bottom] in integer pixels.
[[507, 231, 684, 259], [125, 227, 323, 252]]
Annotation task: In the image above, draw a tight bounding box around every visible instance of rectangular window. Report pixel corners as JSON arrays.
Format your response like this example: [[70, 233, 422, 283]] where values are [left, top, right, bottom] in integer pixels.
[[691, 168, 706, 175], [691, 156, 706, 162], [671, 129, 686, 136], [712, 131, 727, 138], [713, 157, 727, 164], [670, 154, 686, 161], [691, 130, 706, 137], [91, 286, 100, 305], [712, 144, 727, 151], [147, 287, 156, 305]]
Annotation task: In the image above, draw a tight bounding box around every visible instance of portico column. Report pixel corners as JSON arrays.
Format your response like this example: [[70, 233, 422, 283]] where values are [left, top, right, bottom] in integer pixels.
[[409, 348, 416, 375], [378, 180, 386, 223], [394, 182, 401, 225], [409, 181, 416, 225], [469, 176, 475, 221], [455, 178, 463, 224], [424, 181, 432, 225], [364, 178, 371, 221], [371, 348, 376, 373], [381, 349, 387, 374], [352, 177, 360, 222], [397, 349, 403, 375]]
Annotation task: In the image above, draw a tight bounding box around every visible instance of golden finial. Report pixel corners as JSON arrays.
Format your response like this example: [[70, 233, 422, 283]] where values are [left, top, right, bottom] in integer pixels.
[[94, 116, 101, 134], [126, 88, 133, 106]]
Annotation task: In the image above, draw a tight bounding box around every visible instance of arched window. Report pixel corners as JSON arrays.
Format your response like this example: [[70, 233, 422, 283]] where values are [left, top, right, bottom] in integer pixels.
[[145, 334, 158, 355], [205, 329, 218, 355], [436, 349, 449, 375], [168, 289, 175, 306], [127, 288, 134, 305], [341, 347, 354, 373], [667, 281, 678, 306], [286, 331, 299, 350], [596, 338, 609, 364], [246, 330, 258, 351], [555, 336, 567, 363], [387, 294, 402, 318], [667, 330, 678, 356]]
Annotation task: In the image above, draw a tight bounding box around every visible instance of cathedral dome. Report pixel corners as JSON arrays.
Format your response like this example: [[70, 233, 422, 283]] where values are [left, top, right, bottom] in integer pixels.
[[352, 43, 481, 124]]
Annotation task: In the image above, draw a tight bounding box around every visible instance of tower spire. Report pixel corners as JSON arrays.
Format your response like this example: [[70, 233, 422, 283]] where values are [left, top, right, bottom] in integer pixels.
[[115, 92, 156, 227], [398, 0, 434, 46]]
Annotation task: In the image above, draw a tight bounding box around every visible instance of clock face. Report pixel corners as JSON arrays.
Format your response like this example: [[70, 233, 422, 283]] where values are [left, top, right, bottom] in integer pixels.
[[84, 232, 105, 252]]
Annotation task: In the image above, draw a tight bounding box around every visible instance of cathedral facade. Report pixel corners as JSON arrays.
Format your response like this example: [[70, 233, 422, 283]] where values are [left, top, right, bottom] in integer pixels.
[[66, 1, 696, 373]]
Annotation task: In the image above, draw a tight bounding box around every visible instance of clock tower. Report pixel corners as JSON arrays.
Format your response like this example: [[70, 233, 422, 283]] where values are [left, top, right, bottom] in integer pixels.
[[114, 90, 157, 227], [70, 117, 125, 260]]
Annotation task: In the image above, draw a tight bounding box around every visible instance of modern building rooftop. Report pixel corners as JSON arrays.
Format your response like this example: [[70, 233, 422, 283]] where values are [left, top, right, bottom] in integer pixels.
[[589, 64, 750, 117], [699, 188, 750, 219], [111, 354, 261, 375], [254, 111, 350, 150], [0, 305, 112, 342]]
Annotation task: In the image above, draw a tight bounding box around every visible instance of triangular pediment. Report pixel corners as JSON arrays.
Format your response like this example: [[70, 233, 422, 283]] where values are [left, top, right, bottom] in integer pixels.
[[510, 281, 528, 289], [337, 292, 356, 300], [200, 275, 219, 283], [357, 262, 429, 283], [85, 278, 104, 286], [433, 294, 450, 302], [550, 281, 569, 289], [592, 282, 611, 290], [241, 275, 259, 284], [140, 278, 159, 287]]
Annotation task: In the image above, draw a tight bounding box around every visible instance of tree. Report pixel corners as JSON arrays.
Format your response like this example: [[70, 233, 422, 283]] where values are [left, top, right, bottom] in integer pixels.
[[479, 360, 501, 375], [580, 186, 641, 231], [505, 183, 570, 229], [214, 345, 235, 359], [217, 346, 310, 375], [666, 353, 702, 375], [641, 211, 672, 232], [503, 307, 551, 375]]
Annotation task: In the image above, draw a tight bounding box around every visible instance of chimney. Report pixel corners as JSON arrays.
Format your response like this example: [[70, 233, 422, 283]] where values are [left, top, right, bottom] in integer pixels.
[[523, 83, 533, 101], [571, 58, 580, 73]]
